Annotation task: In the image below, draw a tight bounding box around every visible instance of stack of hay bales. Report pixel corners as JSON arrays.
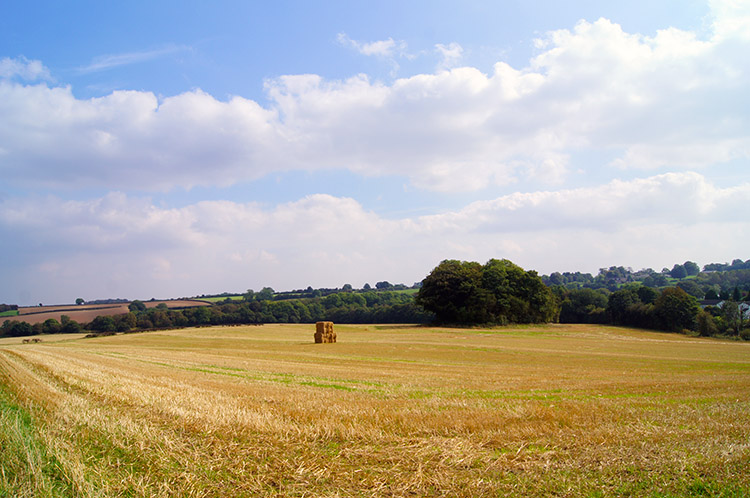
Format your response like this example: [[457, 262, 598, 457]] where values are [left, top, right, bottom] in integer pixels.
[[314, 321, 336, 343]]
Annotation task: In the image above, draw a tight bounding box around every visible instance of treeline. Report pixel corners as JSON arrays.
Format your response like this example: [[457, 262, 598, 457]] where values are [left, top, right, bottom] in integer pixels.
[[555, 285, 749, 338], [198, 281, 418, 302], [3, 257, 748, 339], [543, 258, 750, 295], [1, 315, 83, 337], [0, 291, 434, 337]]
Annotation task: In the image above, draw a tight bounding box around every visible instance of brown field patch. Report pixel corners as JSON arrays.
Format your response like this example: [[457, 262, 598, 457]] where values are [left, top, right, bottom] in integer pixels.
[[14, 300, 210, 325]]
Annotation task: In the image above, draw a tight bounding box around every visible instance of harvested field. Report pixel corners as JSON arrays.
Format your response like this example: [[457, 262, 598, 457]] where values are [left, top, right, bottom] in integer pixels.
[[0, 323, 748, 497], [13, 300, 210, 325]]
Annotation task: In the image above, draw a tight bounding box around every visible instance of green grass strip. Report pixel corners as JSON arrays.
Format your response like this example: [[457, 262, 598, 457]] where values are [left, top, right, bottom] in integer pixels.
[[0, 383, 75, 498]]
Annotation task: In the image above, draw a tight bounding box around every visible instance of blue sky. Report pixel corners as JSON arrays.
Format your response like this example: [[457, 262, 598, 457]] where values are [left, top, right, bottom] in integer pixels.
[[1, 0, 748, 305]]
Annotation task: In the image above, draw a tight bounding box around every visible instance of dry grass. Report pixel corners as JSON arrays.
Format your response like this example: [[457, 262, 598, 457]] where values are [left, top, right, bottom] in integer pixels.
[[1, 323, 748, 496]]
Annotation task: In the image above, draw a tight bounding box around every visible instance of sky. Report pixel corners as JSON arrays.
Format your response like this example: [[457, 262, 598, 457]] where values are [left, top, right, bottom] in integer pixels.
[[1, 0, 748, 305]]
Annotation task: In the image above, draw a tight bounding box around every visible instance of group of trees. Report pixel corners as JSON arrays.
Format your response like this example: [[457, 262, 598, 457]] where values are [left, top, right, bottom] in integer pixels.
[[416, 259, 557, 325], [555, 284, 748, 337], [1, 314, 83, 337], [3, 257, 748, 339], [0, 304, 18, 313], [543, 259, 750, 294], [17, 291, 432, 336]]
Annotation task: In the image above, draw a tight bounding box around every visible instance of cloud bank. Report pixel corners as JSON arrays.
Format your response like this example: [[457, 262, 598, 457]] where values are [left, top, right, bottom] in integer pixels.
[[1, 8, 748, 193], [1, 172, 746, 303], [1, 1, 748, 304]]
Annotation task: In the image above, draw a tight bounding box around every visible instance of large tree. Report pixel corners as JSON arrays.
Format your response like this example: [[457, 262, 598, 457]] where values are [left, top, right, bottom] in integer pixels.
[[416, 259, 557, 325], [415, 260, 489, 324], [653, 287, 699, 332], [683, 261, 700, 276], [670, 264, 688, 279]]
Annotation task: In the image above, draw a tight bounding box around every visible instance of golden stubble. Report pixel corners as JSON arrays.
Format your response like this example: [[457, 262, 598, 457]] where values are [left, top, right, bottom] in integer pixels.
[[1, 323, 749, 496]]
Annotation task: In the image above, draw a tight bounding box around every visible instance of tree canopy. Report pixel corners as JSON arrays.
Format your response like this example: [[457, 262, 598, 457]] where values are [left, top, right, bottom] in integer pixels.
[[416, 259, 558, 325]]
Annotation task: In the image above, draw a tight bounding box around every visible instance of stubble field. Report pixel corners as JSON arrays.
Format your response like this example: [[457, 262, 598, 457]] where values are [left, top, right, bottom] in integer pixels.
[[1, 323, 748, 497]]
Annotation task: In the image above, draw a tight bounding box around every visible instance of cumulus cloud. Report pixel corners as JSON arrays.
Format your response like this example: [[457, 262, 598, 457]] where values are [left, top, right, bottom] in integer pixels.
[[1, 173, 747, 303], [0, 56, 51, 81], [710, 0, 750, 40], [1, 3, 748, 194]]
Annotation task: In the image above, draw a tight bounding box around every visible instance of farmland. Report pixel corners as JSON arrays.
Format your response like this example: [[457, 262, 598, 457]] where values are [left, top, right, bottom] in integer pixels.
[[1, 324, 749, 497], [14, 300, 211, 325]]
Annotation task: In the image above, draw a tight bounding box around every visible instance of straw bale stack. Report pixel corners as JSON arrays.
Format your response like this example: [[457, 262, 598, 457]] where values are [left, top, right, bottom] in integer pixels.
[[314, 321, 336, 343]]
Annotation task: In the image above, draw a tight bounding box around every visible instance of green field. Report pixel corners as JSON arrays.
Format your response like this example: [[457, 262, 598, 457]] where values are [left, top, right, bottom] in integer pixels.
[[198, 295, 245, 303], [1, 324, 748, 497], [0, 310, 19, 317]]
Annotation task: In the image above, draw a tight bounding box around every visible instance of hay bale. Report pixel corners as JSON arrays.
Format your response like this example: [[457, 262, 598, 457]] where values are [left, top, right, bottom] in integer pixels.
[[315, 321, 336, 343]]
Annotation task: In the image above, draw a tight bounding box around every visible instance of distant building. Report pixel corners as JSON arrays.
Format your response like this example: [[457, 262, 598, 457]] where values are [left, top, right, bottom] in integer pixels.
[[700, 300, 750, 319]]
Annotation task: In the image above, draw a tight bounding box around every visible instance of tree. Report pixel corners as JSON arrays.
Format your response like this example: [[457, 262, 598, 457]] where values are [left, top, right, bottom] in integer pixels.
[[42, 318, 61, 334], [653, 287, 698, 332], [722, 301, 741, 335], [559, 288, 607, 323], [732, 286, 742, 301], [676, 280, 703, 298], [1, 320, 33, 337], [548, 272, 564, 286], [415, 260, 488, 324], [482, 259, 557, 323], [375, 281, 392, 290], [643, 273, 668, 288], [704, 288, 719, 300], [341, 284, 353, 292], [636, 286, 659, 304], [129, 300, 147, 312], [683, 261, 700, 276], [606, 288, 640, 325], [89, 315, 116, 333], [416, 259, 557, 325], [697, 310, 718, 337], [61, 319, 82, 334], [670, 264, 687, 279], [363, 283, 371, 290], [256, 287, 274, 301], [76, 297, 85, 305]]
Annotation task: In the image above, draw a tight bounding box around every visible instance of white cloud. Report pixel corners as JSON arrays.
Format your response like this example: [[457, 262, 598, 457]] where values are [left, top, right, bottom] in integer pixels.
[[336, 33, 407, 58], [1, 173, 747, 303], [0, 56, 51, 81], [710, 0, 750, 41], [77, 45, 190, 73], [435, 42, 464, 71], [1, 5, 748, 195]]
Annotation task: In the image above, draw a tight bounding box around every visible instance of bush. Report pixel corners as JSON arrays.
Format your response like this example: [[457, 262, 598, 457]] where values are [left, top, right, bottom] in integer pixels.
[[740, 328, 750, 341]]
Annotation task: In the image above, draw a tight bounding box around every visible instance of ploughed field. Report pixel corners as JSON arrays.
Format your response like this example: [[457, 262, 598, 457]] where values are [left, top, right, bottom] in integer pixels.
[[15, 299, 210, 325], [1, 324, 748, 497]]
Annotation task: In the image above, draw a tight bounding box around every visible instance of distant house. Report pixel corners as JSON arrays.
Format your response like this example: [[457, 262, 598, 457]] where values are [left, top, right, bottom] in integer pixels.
[[700, 300, 750, 319], [742, 302, 750, 320]]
